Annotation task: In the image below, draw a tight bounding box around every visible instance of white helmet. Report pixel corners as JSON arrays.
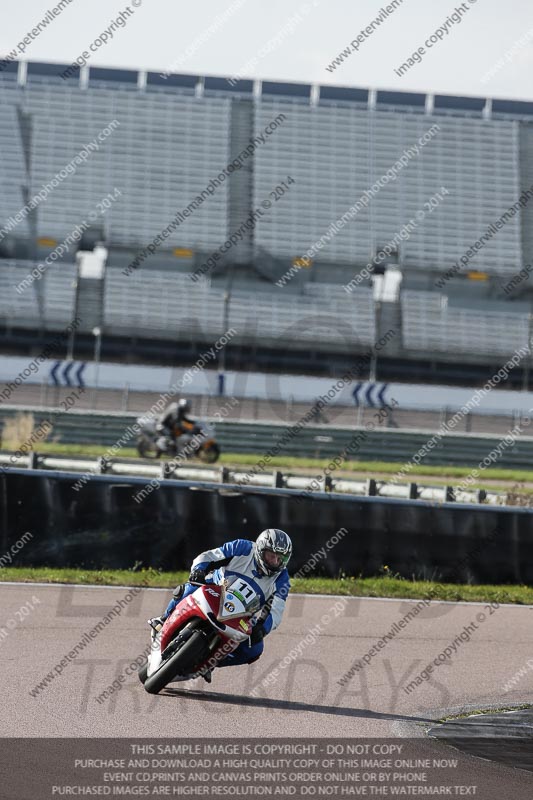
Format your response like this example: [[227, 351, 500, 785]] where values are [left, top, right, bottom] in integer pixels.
[[254, 529, 292, 577]]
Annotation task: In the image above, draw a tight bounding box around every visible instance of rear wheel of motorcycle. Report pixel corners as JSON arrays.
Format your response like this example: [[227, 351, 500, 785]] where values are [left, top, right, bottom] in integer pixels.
[[144, 627, 211, 695], [198, 442, 220, 464]]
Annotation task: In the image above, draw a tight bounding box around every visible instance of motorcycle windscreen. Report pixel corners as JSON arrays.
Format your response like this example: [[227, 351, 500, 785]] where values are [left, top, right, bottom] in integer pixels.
[[220, 577, 261, 618]]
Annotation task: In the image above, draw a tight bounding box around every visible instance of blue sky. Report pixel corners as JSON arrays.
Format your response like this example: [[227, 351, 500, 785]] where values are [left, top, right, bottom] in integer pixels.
[[1, 0, 532, 99]]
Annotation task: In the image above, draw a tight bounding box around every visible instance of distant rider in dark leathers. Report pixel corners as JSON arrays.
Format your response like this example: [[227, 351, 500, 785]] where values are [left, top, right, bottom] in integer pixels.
[[156, 398, 199, 453]]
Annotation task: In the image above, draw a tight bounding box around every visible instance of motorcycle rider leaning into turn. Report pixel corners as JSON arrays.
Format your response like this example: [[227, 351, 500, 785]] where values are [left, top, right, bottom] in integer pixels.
[[156, 398, 199, 453], [149, 529, 292, 683]]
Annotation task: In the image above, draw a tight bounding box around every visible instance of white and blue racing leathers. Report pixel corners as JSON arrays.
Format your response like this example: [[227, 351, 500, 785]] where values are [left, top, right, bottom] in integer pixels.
[[164, 538, 291, 666]]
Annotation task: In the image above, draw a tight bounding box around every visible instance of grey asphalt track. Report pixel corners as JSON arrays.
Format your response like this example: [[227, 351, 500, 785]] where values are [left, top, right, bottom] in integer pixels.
[[2, 583, 533, 795]]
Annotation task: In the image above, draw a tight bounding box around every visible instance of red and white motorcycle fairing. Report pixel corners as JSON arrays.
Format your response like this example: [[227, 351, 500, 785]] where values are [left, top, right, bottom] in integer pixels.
[[145, 575, 261, 690]]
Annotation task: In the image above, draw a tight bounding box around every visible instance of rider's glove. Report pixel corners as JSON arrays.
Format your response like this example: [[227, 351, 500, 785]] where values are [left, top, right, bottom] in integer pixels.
[[250, 623, 265, 645], [189, 567, 207, 584]]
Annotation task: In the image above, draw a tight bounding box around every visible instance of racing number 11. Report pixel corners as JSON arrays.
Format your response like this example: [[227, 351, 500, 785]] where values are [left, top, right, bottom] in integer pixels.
[[237, 581, 254, 600]]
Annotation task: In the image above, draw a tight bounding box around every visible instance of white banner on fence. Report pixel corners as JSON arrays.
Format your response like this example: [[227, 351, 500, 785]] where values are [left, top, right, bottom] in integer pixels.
[[0, 355, 532, 414]]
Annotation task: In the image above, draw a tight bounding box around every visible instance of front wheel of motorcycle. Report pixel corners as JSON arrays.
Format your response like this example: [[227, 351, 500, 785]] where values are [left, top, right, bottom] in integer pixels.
[[137, 435, 159, 460], [144, 627, 211, 695], [197, 442, 220, 464]]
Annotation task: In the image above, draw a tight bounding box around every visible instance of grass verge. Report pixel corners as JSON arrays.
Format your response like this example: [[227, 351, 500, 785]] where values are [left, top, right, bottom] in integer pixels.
[[2, 568, 533, 605], [436, 704, 532, 723], [20, 443, 533, 486]]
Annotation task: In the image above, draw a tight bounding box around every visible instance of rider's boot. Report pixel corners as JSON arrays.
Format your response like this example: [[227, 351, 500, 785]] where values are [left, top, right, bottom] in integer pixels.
[[147, 585, 185, 632]]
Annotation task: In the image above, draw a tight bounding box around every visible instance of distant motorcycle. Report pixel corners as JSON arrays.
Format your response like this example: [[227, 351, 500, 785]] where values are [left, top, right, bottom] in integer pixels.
[[135, 417, 220, 463], [139, 575, 260, 694]]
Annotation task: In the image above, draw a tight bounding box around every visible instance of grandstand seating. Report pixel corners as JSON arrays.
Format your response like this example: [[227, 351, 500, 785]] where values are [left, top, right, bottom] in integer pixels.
[[401, 290, 530, 356], [104, 270, 225, 339], [254, 101, 522, 275], [1, 64, 533, 372], [0, 262, 39, 328], [0, 65, 529, 279], [0, 261, 76, 330], [0, 100, 30, 239], [103, 270, 375, 348], [43, 263, 78, 328], [0, 79, 231, 249], [3, 257, 525, 361]]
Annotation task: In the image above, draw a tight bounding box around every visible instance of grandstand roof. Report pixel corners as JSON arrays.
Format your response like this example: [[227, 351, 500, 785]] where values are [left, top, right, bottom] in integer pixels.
[[3, 60, 533, 120]]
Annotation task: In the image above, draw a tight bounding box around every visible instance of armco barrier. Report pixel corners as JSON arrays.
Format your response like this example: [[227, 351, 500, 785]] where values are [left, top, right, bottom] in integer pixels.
[[2, 406, 533, 468], [1, 469, 532, 583], [0, 452, 504, 504]]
